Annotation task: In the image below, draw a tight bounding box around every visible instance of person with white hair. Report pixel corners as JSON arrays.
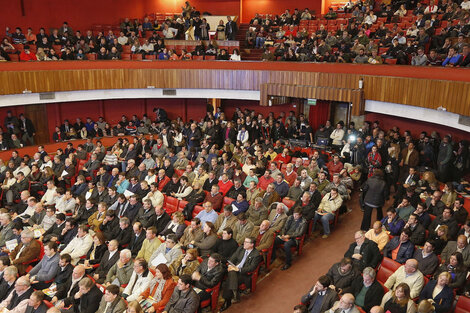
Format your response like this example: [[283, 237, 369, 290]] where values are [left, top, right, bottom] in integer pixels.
[[10, 229, 41, 275], [0, 276, 33, 312]]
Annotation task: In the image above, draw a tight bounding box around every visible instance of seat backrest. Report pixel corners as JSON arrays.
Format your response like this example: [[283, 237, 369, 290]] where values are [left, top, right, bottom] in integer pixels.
[[282, 198, 295, 209], [192, 205, 204, 218], [376, 266, 394, 284], [178, 200, 188, 211], [223, 197, 234, 206], [165, 196, 179, 214], [455, 296, 470, 313], [381, 257, 401, 272]]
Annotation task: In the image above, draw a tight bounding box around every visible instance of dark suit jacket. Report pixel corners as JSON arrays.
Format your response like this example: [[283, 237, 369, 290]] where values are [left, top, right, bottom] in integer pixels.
[[43, 221, 66, 242], [95, 250, 120, 278], [419, 280, 453, 313], [0, 278, 16, 302], [194, 259, 225, 290], [228, 247, 261, 274], [69, 284, 102, 313], [121, 149, 137, 161], [115, 226, 133, 247], [154, 212, 171, 233], [129, 232, 146, 257], [54, 263, 74, 285], [99, 217, 120, 241], [94, 173, 111, 187], [61, 165, 75, 185], [57, 275, 83, 300], [350, 277, 384, 312], [409, 223, 426, 246], [301, 287, 338, 313], [136, 208, 157, 229], [383, 237, 415, 264], [344, 239, 382, 270]]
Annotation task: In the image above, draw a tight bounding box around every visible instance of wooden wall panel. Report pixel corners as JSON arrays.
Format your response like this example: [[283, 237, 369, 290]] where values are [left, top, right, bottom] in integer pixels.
[[1, 66, 469, 117]]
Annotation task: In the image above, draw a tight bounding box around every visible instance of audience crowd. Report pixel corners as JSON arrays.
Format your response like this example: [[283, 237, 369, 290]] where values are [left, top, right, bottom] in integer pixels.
[[0, 1, 242, 62], [251, 3, 470, 66], [2, 0, 470, 66], [0, 105, 467, 313]]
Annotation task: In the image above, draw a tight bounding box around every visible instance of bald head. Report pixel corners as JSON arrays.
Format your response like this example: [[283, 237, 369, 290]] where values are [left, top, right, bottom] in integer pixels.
[[404, 259, 418, 274], [370, 306, 384, 313]]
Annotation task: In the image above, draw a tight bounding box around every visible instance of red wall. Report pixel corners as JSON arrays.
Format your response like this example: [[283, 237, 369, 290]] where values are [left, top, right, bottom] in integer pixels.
[[221, 99, 296, 119], [1, 0, 147, 33], [241, 0, 321, 23], [0, 106, 25, 129], [365, 112, 470, 143], [45, 98, 207, 141], [148, 0, 240, 18], [0, 0, 320, 33]]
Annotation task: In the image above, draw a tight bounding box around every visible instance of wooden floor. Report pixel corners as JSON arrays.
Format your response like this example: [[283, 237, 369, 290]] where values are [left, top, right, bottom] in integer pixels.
[[222, 191, 382, 313]]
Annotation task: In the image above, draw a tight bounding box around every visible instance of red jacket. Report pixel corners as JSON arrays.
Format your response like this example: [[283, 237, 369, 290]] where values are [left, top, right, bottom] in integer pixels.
[[204, 192, 224, 211], [157, 175, 170, 191], [257, 175, 274, 190], [218, 180, 234, 196], [326, 161, 343, 176], [273, 154, 291, 164], [285, 171, 298, 186], [19, 51, 37, 61]]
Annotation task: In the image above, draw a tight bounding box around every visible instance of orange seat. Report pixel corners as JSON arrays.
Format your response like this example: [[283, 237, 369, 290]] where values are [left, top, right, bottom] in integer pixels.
[[121, 53, 131, 60], [223, 197, 234, 207], [455, 295, 470, 313], [145, 54, 156, 60], [86, 53, 97, 60], [132, 53, 143, 60], [9, 54, 19, 62], [165, 196, 179, 214], [178, 200, 188, 212], [282, 198, 296, 210], [122, 45, 131, 54]]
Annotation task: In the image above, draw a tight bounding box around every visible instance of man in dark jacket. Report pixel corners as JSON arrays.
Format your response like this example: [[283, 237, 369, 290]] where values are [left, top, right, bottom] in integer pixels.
[[360, 169, 389, 231], [326, 257, 359, 294], [273, 208, 308, 270], [350, 267, 384, 312], [300, 275, 338, 313], [428, 207, 459, 240], [60, 277, 102, 313], [99, 210, 120, 241], [344, 231, 382, 271], [383, 229, 415, 264], [404, 213, 426, 246], [220, 237, 262, 311], [192, 253, 225, 302], [164, 274, 199, 313]]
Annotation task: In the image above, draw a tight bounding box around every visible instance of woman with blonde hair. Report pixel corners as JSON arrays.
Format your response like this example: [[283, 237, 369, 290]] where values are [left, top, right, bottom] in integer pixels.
[[381, 283, 416, 313], [159, 211, 187, 240], [126, 300, 144, 313], [418, 171, 439, 196], [416, 300, 435, 313], [216, 20, 226, 40], [419, 272, 453, 313], [428, 225, 448, 255], [169, 248, 200, 279]]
